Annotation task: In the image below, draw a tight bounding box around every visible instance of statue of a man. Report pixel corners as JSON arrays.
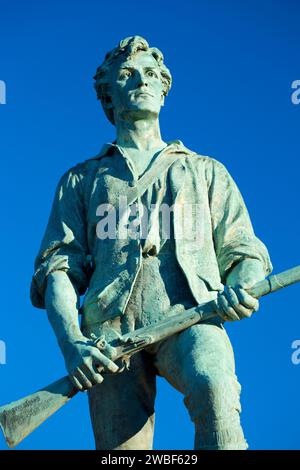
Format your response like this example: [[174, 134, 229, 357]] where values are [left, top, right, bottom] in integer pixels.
[[30, 36, 272, 450]]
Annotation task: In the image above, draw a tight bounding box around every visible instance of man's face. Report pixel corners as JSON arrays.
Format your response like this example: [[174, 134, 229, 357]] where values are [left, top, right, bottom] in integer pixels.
[[108, 51, 165, 121]]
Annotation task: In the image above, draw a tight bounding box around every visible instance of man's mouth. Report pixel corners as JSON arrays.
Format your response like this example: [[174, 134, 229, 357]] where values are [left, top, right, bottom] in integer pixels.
[[134, 91, 154, 98]]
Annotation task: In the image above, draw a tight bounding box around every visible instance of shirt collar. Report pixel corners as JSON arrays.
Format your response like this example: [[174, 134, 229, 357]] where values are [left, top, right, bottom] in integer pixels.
[[89, 139, 194, 161]]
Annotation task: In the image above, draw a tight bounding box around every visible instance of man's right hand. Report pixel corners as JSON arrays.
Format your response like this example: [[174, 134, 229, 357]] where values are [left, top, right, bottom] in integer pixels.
[[61, 336, 119, 391]]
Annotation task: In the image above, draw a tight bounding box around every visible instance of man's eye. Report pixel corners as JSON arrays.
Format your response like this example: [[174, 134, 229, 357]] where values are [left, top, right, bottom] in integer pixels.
[[146, 70, 158, 78], [119, 70, 132, 79]]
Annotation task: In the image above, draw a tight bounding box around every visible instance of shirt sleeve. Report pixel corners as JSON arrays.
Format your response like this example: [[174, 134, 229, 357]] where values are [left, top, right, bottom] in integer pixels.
[[207, 159, 273, 283], [30, 165, 91, 309]]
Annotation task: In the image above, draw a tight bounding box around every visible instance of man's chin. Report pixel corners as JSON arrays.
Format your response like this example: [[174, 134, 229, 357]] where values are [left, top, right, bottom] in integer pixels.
[[121, 107, 160, 120]]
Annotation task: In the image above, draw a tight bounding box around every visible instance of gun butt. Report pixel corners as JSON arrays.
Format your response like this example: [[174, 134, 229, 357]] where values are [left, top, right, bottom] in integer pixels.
[[0, 376, 77, 448]]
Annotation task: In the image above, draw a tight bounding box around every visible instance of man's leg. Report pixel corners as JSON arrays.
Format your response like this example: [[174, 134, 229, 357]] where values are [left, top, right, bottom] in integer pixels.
[[88, 350, 156, 450], [152, 321, 248, 450]]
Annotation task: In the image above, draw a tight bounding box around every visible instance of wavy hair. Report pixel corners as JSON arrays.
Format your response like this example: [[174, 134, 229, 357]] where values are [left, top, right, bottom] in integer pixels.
[[93, 36, 172, 125]]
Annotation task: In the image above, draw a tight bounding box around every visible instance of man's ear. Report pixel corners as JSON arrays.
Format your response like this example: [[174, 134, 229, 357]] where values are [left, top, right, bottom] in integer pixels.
[[103, 83, 114, 110], [104, 94, 113, 110]]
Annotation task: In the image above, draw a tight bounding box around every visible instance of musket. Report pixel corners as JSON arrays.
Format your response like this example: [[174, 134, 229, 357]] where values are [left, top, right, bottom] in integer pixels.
[[1, 265, 300, 448]]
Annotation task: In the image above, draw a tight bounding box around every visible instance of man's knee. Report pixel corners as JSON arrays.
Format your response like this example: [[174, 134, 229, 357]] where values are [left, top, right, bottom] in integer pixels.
[[184, 372, 241, 424]]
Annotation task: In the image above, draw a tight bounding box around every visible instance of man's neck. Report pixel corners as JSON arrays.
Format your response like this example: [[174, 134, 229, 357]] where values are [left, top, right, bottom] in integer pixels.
[[115, 115, 167, 176]]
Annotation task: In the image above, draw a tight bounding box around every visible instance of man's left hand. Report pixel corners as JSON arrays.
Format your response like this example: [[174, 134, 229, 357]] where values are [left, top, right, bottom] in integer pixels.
[[215, 259, 265, 321], [216, 285, 259, 321]]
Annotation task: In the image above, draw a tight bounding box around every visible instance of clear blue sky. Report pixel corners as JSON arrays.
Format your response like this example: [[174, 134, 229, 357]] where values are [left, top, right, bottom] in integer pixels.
[[0, 0, 299, 450]]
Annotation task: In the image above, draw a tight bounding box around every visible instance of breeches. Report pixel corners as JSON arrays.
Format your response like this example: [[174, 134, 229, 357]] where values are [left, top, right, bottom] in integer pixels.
[[88, 321, 248, 450]]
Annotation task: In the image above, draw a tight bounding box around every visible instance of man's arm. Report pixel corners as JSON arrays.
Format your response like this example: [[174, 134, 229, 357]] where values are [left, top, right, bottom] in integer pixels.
[[31, 166, 119, 390], [207, 159, 272, 321], [45, 271, 119, 391]]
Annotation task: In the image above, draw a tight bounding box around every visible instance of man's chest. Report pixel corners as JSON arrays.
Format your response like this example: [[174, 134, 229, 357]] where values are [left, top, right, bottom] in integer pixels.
[[84, 153, 177, 228], [83, 152, 210, 256]]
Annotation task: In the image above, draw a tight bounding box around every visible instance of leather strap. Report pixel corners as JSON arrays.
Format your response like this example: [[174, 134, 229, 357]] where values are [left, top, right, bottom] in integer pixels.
[[126, 150, 188, 205]]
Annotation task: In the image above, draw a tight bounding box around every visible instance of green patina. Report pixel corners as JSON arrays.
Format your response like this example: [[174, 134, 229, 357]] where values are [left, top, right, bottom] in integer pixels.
[[27, 36, 274, 449]]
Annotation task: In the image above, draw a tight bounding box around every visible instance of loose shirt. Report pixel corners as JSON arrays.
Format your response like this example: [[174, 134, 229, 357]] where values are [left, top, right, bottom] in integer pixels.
[[30, 140, 272, 338]]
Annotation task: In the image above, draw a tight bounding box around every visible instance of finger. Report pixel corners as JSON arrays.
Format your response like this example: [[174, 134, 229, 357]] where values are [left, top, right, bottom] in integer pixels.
[[69, 374, 84, 391], [91, 363, 104, 384], [216, 294, 229, 320], [230, 302, 253, 319], [225, 286, 254, 319], [92, 349, 119, 373], [81, 361, 104, 385], [213, 298, 227, 321], [218, 294, 240, 321], [236, 287, 259, 311], [224, 286, 240, 308], [74, 367, 93, 390]]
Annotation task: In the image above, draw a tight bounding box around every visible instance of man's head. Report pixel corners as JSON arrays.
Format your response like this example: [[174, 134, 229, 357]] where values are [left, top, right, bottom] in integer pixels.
[[94, 36, 172, 125]]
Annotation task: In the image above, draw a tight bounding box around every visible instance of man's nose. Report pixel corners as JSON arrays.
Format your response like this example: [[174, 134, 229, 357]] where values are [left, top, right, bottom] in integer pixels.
[[136, 71, 148, 87]]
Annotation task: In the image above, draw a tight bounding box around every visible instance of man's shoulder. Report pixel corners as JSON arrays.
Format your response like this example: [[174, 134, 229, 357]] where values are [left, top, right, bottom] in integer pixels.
[[186, 150, 228, 175], [59, 152, 106, 182]]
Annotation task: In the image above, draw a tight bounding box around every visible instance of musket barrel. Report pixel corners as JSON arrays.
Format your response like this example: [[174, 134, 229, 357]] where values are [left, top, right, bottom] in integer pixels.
[[248, 265, 300, 298]]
